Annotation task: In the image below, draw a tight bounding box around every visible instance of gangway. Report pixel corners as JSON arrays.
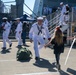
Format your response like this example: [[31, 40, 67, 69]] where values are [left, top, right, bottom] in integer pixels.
[[48, 12, 69, 37], [45, 11, 71, 44]]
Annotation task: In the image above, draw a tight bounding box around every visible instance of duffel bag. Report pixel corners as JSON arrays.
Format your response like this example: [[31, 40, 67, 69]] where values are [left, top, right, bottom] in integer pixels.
[[16, 47, 32, 61]]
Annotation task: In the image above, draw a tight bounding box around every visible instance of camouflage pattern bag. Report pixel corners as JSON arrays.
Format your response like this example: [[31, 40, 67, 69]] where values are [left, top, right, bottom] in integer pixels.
[[16, 47, 32, 61]]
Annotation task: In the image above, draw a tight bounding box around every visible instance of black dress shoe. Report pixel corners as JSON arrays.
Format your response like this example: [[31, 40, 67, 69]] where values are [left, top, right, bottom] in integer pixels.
[[35, 57, 39, 60], [9, 43, 12, 47], [17, 45, 22, 48], [57, 64, 61, 71], [23, 44, 26, 46], [2, 47, 6, 50]]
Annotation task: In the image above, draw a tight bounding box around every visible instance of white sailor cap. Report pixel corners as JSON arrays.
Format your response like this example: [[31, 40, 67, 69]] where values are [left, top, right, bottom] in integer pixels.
[[43, 16, 46, 18], [2, 17, 7, 20], [66, 4, 69, 6], [15, 18, 20, 20], [60, 2, 63, 5], [37, 17, 43, 20], [23, 21, 27, 23]]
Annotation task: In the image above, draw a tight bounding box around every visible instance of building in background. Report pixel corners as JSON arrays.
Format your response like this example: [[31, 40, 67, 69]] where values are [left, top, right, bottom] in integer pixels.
[[15, 0, 24, 17], [33, 0, 43, 18], [11, 5, 16, 18], [0, 0, 4, 13], [33, 0, 76, 18]]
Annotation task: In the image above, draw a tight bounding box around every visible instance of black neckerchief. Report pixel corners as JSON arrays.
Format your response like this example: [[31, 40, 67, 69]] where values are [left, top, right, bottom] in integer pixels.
[[37, 24, 44, 35]]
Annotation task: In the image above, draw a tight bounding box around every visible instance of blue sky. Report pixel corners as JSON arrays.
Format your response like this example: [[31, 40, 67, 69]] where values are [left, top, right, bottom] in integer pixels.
[[2, 0, 35, 14]]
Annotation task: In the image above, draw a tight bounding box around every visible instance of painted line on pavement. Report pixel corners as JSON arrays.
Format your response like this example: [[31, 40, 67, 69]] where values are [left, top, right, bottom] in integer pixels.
[[0, 59, 16, 62], [15, 72, 59, 75]]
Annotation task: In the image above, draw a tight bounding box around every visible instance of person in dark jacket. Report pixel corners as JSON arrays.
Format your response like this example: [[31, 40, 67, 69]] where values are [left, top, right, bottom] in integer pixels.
[[21, 22, 27, 46], [45, 26, 64, 70], [66, 4, 70, 12]]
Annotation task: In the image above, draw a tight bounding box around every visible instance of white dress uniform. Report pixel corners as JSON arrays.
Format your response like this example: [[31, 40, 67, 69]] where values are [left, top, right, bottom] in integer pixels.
[[43, 18, 48, 27], [64, 14, 70, 22], [15, 22, 22, 46], [63, 14, 70, 25], [2, 21, 12, 48], [59, 5, 66, 25], [29, 22, 50, 58]]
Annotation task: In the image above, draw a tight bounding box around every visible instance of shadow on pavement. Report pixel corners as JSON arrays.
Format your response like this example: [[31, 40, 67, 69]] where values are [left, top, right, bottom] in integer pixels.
[[65, 43, 76, 49], [23, 44, 30, 47], [33, 58, 57, 72], [16, 44, 30, 49], [67, 68, 76, 75], [17, 58, 32, 63], [59, 70, 69, 75], [0, 48, 11, 54], [72, 44, 76, 49], [51, 62, 69, 75]]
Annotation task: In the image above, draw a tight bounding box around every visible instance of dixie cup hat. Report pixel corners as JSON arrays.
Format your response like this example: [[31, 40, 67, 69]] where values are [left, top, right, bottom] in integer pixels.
[[43, 16, 46, 18], [60, 2, 63, 5], [37, 17, 43, 20], [2, 17, 7, 20], [15, 18, 20, 20]]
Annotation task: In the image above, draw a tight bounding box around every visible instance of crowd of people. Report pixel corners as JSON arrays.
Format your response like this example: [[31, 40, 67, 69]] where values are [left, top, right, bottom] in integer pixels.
[[43, 2, 70, 26], [0, 2, 74, 71], [0, 17, 30, 49]]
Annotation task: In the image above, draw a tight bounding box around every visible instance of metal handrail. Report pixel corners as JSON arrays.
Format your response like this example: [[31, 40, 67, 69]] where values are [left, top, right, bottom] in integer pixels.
[[48, 13, 60, 32]]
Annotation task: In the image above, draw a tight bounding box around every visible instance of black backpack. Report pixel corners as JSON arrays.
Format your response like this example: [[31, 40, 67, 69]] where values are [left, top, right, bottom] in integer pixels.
[[16, 47, 32, 61]]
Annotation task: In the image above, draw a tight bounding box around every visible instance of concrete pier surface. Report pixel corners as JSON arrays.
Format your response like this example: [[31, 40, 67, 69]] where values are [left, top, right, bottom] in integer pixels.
[[0, 42, 76, 75]]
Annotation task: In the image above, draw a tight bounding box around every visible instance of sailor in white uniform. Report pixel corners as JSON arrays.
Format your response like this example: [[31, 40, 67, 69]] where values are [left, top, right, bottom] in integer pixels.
[[59, 2, 66, 26], [2, 17, 12, 49], [15, 18, 22, 47], [29, 17, 50, 60], [63, 11, 70, 25], [43, 16, 48, 28]]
